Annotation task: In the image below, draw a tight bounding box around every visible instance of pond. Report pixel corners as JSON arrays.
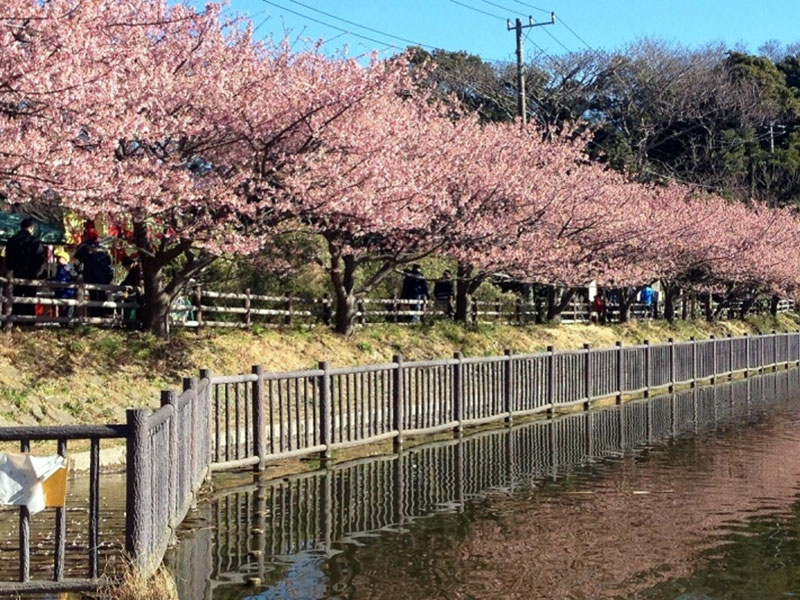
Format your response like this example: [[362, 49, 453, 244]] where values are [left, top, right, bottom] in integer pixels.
[[168, 368, 800, 599]]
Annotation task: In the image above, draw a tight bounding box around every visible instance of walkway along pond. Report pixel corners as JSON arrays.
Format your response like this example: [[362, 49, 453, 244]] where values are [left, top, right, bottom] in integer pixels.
[[0, 331, 798, 594], [167, 368, 800, 599]]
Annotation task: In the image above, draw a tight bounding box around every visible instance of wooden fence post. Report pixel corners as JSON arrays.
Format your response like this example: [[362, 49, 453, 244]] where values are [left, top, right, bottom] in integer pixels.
[[504, 349, 513, 422], [357, 299, 366, 326], [583, 343, 592, 410], [393, 296, 400, 324], [710, 335, 717, 384], [244, 289, 252, 328], [514, 297, 522, 325], [160, 390, 178, 526], [393, 354, 404, 450], [126, 408, 152, 571], [77, 276, 87, 326], [495, 300, 502, 322], [668, 338, 676, 392], [193, 284, 204, 331], [546, 345, 555, 415], [644, 340, 651, 398], [616, 341, 624, 404], [199, 368, 213, 480], [470, 299, 478, 324], [453, 352, 464, 434], [2, 271, 12, 331], [318, 361, 332, 462], [283, 294, 292, 327], [251, 365, 266, 471]]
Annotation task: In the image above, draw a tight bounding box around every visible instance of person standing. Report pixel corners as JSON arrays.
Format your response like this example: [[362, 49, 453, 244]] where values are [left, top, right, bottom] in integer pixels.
[[52, 248, 77, 319], [75, 229, 113, 317], [433, 270, 455, 317], [4, 218, 46, 317], [401, 264, 429, 323], [639, 284, 655, 318]]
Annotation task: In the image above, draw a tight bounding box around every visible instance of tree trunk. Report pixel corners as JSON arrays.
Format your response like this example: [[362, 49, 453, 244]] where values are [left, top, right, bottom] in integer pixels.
[[329, 253, 359, 336], [133, 221, 216, 338], [139, 257, 170, 337], [454, 263, 472, 323], [618, 287, 639, 323], [453, 263, 484, 324], [663, 283, 679, 323], [740, 296, 757, 318], [770, 295, 780, 318], [704, 292, 713, 322], [545, 286, 576, 322]]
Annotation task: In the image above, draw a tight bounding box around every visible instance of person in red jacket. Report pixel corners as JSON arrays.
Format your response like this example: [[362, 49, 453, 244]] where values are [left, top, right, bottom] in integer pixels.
[[590, 291, 607, 324]]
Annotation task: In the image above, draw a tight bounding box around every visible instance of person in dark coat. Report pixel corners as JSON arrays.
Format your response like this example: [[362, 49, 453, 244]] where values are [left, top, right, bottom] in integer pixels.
[[433, 270, 455, 317], [75, 229, 113, 317], [4, 218, 46, 316], [401, 264, 429, 322], [120, 256, 142, 325]]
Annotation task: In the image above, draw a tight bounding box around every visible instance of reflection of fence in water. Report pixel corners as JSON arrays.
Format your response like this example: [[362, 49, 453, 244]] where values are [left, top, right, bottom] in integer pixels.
[[172, 369, 799, 598]]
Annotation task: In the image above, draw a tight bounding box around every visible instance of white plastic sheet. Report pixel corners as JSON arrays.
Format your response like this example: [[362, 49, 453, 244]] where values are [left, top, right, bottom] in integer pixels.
[[0, 453, 67, 514]]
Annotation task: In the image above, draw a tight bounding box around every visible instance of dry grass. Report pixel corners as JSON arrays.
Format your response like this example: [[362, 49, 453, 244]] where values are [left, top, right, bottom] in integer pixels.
[[97, 564, 178, 600], [0, 313, 797, 427]]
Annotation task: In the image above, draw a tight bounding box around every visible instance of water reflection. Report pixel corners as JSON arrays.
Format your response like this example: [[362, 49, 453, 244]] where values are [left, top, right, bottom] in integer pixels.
[[169, 369, 800, 600]]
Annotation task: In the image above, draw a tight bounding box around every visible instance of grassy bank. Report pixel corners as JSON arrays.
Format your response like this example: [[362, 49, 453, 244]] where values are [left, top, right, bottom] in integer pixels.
[[1, 314, 798, 427]]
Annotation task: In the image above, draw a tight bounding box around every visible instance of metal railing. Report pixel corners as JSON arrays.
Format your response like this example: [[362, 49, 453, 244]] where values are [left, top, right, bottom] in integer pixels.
[[0, 425, 128, 594], [0, 330, 798, 592], [170, 368, 798, 598], [208, 331, 800, 470]]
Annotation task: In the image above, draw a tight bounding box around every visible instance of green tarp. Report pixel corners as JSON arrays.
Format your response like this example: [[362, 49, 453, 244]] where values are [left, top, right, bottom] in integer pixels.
[[0, 212, 65, 244]]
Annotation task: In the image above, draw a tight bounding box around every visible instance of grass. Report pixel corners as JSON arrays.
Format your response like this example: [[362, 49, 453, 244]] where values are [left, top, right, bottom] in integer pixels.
[[97, 564, 178, 600], [0, 313, 798, 427]]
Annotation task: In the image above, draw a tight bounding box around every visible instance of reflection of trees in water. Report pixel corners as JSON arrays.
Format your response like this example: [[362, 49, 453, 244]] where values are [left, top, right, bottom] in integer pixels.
[[169, 370, 800, 600]]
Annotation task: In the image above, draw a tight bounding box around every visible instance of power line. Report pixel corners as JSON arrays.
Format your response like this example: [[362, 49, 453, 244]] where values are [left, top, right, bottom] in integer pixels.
[[509, 0, 551, 15], [286, 0, 438, 50], [558, 17, 595, 52], [261, 0, 516, 65], [260, 0, 399, 49], [445, 0, 506, 22]]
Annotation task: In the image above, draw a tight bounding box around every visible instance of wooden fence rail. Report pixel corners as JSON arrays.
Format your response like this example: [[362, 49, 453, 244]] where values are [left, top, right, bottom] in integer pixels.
[[207, 330, 800, 470], [1, 275, 794, 330]]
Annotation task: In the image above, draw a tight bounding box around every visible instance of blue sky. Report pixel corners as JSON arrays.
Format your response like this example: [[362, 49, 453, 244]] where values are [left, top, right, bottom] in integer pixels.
[[212, 0, 800, 63]]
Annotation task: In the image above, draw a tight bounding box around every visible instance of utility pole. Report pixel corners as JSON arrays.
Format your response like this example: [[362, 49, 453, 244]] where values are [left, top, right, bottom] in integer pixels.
[[507, 13, 555, 125]]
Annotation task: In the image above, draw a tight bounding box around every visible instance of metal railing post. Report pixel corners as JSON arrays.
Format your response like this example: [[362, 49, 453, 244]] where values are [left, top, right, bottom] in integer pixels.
[[251, 365, 266, 470], [690, 336, 697, 388], [616, 341, 623, 404], [773, 330, 778, 369], [644, 340, 651, 398], [710, 335, 717, 384], [126, 408, 152, 571], [318, 361, 332, 462], [504, 349, 514, 422], [668, 338, 676, 392], [453, 352, 464, 434], [199, 368, 213, 478], [392, 354, 404, 450], [745, 333, 751, 377], [583, 343, 592, 410], [727, 333, 734, 380], [546, 345, 555, 414]]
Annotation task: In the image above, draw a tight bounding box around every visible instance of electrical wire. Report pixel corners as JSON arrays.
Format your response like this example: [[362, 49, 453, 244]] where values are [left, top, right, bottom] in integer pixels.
[[286, 0, 438, 50], [558, 17, 595, 52], [445, 0, 506, 22]]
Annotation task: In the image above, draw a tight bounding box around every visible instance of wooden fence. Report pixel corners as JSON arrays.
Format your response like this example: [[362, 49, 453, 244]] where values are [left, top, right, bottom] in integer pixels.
[[0, 330, 798, 593], [206, 331, 800, 471], [170, 368, 798, 598], [1, 275, 794, 330]]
